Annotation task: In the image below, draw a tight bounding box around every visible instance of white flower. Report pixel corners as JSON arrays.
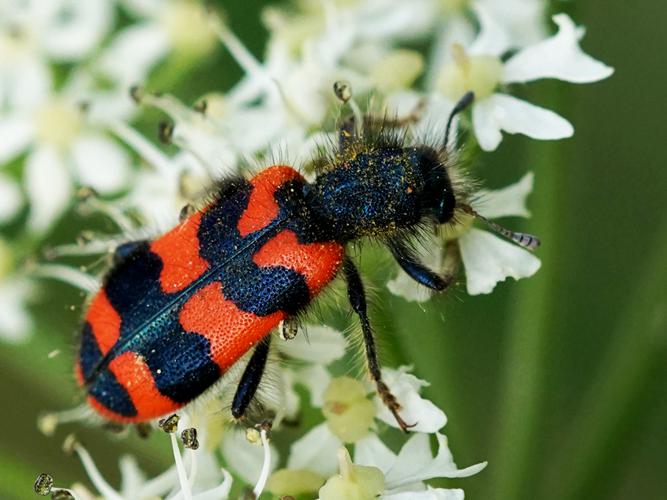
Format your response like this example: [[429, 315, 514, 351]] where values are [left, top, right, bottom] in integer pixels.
[[388, 173, 541, 298], [316, 434, 486, 499], [0, 173, 23, 224], [275, 324, 349, 417], [0, 275, 34, 342], [103, 0, 217, 85], [436, 10, 613, 151], [1, 72, 133, 233], [54, 414, 277, 500], [282, 365, 448, 479]]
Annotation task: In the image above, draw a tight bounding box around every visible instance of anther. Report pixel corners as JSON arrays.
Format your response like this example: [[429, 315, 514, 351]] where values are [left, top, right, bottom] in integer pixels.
[[159, 414, 180, 433], [34, 473, 53, 496], [62, 434, 79, 456], [278, 319, 298, 341], [135, 423, 152, 439], [75, 187, 98, 202], [129, 85, 144, 104], [102, 422, 125, 434], [181, 427, 199, 450], [51, 491, 75, 500], [193, 99, 208, 114], [333, 80, 352, 104], [158, 120, 174, 145], [179, 204, 195, 223]]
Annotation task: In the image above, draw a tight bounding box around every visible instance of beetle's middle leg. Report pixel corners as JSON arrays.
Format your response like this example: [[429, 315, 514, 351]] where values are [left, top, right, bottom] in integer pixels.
[[231, 336, 271, 419], [342, 257, 414, 432]]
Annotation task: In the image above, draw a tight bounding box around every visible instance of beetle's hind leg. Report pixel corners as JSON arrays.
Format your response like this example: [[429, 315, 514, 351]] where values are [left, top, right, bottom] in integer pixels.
[[342, 257, 415, 432], [231, 336, 271, 420]]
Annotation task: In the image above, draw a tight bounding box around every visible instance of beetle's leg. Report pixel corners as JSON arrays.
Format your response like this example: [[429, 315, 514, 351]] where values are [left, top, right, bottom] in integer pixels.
[[231, 336, 271, 419], [278, 317, 299, 341], [387, 239, 456, 292], [342, 257, 415, 432]]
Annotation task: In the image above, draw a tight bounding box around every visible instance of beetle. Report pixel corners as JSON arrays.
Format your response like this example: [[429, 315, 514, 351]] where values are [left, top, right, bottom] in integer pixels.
[[76, 90, 538, 430]]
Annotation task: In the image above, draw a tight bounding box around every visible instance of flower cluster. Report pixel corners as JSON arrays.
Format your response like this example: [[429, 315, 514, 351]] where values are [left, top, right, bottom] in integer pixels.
[[1, 0, 613, 498]]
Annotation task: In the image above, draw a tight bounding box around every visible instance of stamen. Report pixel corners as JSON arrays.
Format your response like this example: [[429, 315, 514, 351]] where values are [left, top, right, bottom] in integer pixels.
[[463, 205, 541, 250], [108, 119, 174, 177], [170, 433, 193, 500], [76, 189, 134, 233], [279, 319, 298, 341], [191, 469, 232, 500], [252, 424, 272, 498], [333, 80, 363, 137], [34, 473, 53, 495], [160, 414, 192, 500], [209, 15, 271, 89], [65, 435, 123, 500], [29, 264, 98, 293], [43, 238, 116, 259], [38, 406, 92, 436]]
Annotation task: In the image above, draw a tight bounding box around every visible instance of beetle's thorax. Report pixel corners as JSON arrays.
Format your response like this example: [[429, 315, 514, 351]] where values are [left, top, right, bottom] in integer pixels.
[[309, 145, 456, 241]]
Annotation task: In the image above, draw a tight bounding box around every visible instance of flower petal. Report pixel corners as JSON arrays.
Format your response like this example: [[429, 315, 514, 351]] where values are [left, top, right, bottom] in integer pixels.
[[275, 325, 347, 365], [0, 115, 33, 163], [469, 3, 511, 57], [71, 134, 132, 194], [25, 145, 72, 233], [287, 423, 341, 477], [0, 173, 23, 223], [294, 364, 332, 408], [220, 430, 279, 486], [374, 367, 447, 433], [384, 433, 486, 488], [0, 56, 52, 111], [474, 94, 573, 151], [459, 228, 541, 295], [503, 14, 614, 84], [41, 0, 114, 61], [382, 487, 464, 500], [354, 434, 397, 475], [473, 172, 534, 219], [0, 279, 33, 342], [97, 22, 170, 85]]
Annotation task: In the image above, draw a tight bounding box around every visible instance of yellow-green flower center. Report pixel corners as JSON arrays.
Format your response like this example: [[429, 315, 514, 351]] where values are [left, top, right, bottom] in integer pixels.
[[266, 468, 326, 496], [0, 239, 14, 279], [161, 1, 217, 56], [35, 99, 82, 151], [440, 0, 469, 14], [322, 377, 375, 443], [438, 44, 503, 101], [319, 447, 385, 500], [370, 49, 425, 93]]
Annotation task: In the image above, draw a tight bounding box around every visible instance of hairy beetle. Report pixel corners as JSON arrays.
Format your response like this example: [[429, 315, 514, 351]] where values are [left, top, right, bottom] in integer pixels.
[[76, 90, 538, 430]]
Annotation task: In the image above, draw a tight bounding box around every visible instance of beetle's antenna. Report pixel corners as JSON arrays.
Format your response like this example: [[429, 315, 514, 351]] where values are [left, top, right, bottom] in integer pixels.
[[444, 91, 475, 147], [461, 204, 541, 250]]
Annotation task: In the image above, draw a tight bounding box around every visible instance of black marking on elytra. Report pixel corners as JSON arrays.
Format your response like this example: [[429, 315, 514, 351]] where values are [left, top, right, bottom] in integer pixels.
[[79, 323, 102, 381], [80, 174, 333, 415], [89, 367, 137, 418], [142, 327, 221, 403]]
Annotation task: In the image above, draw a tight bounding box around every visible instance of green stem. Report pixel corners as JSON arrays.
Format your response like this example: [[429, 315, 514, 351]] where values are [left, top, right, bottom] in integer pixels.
[[488, 88, 564, 500], [547, 224, 667, 500]]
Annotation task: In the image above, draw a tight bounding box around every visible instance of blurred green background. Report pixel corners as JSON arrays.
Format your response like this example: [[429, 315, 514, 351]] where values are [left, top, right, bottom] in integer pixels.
[[1, 0, 666, 499]]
